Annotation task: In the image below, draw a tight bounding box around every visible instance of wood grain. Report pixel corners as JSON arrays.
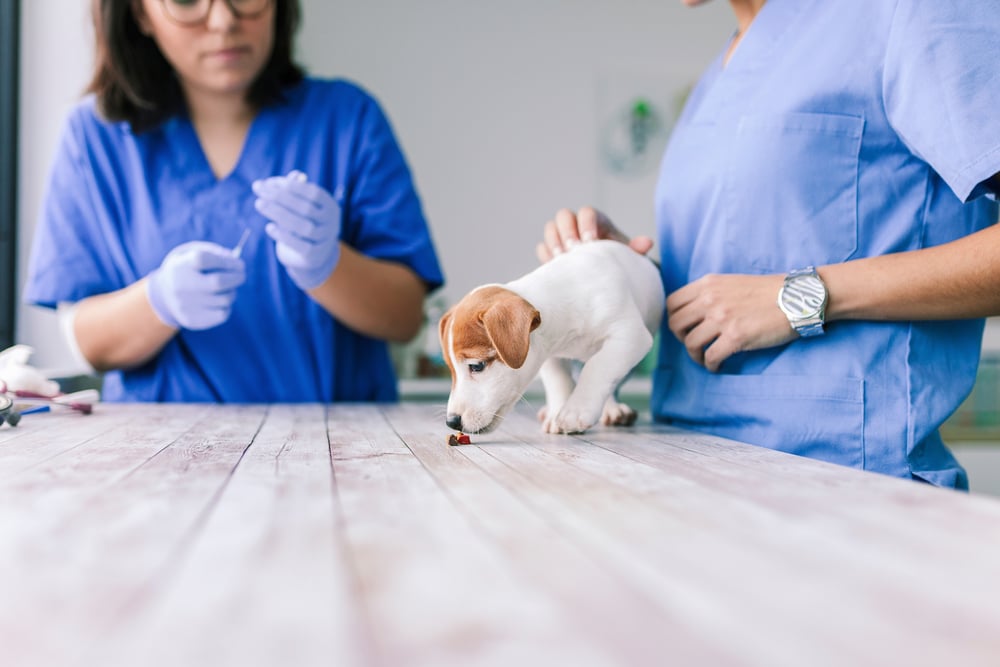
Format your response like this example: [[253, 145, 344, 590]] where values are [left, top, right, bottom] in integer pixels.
[[0, 402, 998, 667]]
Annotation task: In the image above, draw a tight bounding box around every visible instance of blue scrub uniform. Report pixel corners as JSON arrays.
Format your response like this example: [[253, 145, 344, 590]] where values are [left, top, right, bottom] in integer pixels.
[[25, 78, 444, 403], [652, 0, 1000, 488]]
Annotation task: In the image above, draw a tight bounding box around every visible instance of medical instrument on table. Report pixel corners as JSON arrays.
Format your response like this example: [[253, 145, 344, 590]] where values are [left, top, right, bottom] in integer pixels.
[[0, 394, 21, 426], [10, 389, 98, 415], [232, 227, 252, 258], [0, 378, 98, 424]]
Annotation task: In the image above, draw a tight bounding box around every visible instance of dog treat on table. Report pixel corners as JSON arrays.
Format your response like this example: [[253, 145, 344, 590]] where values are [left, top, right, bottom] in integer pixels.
[[448, 432, 472, 446]]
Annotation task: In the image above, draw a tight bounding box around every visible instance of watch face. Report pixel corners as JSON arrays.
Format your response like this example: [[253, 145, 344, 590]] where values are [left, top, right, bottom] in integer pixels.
[[781, 274, 826, 318]]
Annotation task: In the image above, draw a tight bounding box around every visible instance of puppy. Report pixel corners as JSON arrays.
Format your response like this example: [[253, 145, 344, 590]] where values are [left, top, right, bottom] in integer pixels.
[[438, 239, 665, 435]]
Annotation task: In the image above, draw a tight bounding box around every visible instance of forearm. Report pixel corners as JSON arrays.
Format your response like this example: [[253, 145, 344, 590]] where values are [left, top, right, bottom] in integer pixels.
[[823, 222, 1000, 322], [74, 280, 176, 371], [307, 244, 427, 342]]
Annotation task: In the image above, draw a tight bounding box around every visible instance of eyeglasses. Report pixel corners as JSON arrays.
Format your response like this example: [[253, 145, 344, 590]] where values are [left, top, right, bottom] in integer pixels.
[[158, 0, 273, 26]]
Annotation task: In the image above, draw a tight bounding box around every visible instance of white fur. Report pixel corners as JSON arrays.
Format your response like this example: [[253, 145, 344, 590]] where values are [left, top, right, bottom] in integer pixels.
[[444, 240, 664, 434]]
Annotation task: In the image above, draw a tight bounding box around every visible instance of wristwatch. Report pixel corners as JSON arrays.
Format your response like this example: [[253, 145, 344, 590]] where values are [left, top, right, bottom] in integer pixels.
[[777, 266, 828, 337]]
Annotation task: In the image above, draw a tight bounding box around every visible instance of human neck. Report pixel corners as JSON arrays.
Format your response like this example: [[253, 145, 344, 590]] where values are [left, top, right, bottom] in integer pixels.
[[182, 84, 256, 129], [729, 0, 766, 34], [724, 0, 767, 66], [181, 85, 257, 179]]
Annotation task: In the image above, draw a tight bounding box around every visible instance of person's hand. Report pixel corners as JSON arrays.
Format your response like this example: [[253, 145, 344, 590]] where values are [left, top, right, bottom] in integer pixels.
[[253, 170, 341, 291], [666, 273, 797, 372], [536, 206, 655, 263], [146, 241, 246, 330]]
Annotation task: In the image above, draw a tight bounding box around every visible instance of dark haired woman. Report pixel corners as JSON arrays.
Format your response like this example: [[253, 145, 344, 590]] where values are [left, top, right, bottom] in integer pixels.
[[24, 0, 443, 402]]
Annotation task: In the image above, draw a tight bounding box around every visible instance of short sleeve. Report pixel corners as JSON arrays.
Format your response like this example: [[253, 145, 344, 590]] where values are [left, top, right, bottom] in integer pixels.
[[23, 106, 128, 308], [883, 0, 1000, 202], [342, 92, 444, 292]]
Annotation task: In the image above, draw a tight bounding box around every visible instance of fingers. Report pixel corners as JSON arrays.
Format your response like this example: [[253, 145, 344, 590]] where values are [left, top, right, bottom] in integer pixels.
[[574, 207, 600, 242], [538, 207, 605, 262], [264, 222, 313, 260], [536, 241, 554, 264], [629, 236, 655, 256], [150, 242, 245, 330], [542, 218, 565, 257], [198, 290, 241, 312], [666, 273, 796, 372], [201, 265, 246, 292], [553, 208, 584, 245], [538, 206, 655, 264], [667, 293, 712, 369], [168, 243, 245, 286], [254, 198, 321, 241], [541, 209, 581, 258], [252, 176, 340, 255], [253, 176, 337, 212], [186, 247, 245, 274]]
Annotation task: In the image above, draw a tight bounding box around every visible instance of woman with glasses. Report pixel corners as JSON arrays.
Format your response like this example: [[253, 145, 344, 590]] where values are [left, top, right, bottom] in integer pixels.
[[24, 0, 444, 402]]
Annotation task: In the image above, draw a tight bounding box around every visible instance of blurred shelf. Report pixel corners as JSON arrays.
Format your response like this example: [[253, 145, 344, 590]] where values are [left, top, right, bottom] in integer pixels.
[[941, 425, 1000, 444], [399, 376, 653, 402]]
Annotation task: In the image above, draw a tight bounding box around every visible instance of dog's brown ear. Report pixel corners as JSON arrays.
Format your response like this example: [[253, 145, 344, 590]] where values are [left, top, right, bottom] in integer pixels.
[[437, 307, 455, 371], [481, 293, 541, 369], [438, 307, 454, 349]]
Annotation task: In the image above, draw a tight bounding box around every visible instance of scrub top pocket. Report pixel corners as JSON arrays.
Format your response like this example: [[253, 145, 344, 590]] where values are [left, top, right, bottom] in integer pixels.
[[654, 365, 867, 470], [724, 112, 864, 273]]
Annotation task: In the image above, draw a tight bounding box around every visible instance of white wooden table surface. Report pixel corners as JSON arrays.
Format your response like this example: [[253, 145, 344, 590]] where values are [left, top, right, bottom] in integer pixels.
[[1, 403, 998, 667]]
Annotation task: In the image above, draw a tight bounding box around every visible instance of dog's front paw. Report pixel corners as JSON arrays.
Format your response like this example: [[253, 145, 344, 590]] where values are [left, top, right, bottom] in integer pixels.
[[543, 404, 599, 434], [601, 400, 638, 427]]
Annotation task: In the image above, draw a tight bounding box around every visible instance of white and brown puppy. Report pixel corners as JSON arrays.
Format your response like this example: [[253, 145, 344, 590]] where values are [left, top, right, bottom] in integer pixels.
[[438, 240, 665, 435]]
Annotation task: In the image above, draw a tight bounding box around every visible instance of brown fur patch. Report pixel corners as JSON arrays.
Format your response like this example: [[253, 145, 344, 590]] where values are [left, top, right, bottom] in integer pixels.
[[439, 286, 541, 371]]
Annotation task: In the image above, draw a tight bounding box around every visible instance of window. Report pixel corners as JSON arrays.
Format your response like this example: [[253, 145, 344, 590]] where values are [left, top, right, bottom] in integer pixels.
[[0, 0, 19, 349]]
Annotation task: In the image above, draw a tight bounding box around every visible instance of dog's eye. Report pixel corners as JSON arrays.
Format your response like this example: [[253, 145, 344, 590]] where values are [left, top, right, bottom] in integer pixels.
[[468, 361, 486, 374]]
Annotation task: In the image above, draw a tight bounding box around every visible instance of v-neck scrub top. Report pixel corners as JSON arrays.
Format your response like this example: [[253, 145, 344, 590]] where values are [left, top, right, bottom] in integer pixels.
[[651, 0, 1000, 488], [25, 78, 444, 403]]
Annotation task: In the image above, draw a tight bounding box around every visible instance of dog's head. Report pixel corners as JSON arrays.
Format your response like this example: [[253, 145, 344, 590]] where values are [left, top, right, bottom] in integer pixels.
[[438, 286, 541, 434]]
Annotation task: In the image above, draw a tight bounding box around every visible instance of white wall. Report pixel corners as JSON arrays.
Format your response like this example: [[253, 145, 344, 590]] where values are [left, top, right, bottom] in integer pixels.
[[17, 0, 94, 374], [296, 0, 733, 296], [15, 0, 734, 373]]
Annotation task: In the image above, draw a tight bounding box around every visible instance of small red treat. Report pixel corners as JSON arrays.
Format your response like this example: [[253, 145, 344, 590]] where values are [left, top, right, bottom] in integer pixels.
[[448, 432, 472, 446]]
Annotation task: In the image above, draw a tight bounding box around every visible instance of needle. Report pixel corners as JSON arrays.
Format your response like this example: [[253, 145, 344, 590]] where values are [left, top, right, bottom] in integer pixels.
[[231, 228, 251, 258]]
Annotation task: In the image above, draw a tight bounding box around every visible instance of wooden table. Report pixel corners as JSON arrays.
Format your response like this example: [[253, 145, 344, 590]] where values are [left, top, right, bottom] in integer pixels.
[[1, 403, 999, 667]]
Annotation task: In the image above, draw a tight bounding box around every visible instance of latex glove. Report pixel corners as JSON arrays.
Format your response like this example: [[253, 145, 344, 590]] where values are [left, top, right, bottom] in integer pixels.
[[146, 241, 246, 330], [252, 170, 342, 291]]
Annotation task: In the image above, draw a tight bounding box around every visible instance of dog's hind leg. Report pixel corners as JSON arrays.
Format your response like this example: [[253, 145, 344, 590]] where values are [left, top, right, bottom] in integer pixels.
[[600, 394, 638, 426]]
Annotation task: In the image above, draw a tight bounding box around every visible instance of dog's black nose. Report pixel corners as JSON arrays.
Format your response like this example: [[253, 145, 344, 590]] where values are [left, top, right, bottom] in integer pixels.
[[446, 414, 463, 431]]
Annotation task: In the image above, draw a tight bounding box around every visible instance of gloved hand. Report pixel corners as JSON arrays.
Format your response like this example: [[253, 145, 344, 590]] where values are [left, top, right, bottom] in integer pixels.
[[252, 170, 342, 291], [146, 241, 246, 330]]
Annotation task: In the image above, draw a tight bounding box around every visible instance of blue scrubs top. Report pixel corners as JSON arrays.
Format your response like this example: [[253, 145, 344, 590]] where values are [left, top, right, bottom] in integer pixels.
[[652, 0, 1000, 488], [25, 78, 444, 403]]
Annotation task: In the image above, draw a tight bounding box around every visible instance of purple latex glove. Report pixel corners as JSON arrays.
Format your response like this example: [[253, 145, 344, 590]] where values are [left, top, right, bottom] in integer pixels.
[[252, 170, 342, 291], [146, 241, 246, 330]]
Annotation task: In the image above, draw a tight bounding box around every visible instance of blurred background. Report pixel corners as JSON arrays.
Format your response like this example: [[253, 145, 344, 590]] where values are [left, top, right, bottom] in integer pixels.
[[12, 0, 734, 376], [6, 0, 1000, 493]]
